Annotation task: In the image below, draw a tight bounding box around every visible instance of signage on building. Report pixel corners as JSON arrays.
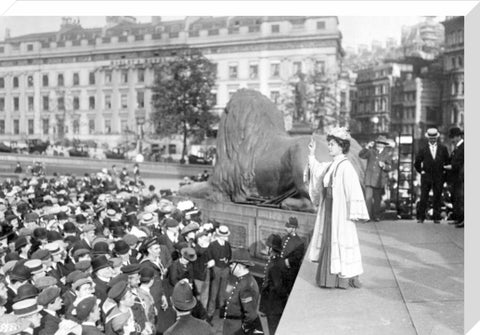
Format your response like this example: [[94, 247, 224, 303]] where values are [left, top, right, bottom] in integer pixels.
[[110, 57, 166, 67]]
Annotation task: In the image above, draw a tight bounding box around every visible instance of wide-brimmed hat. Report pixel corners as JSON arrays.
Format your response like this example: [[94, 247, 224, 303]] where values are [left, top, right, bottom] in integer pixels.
[[216, 225, 230, 237], [425, 128, 440, 139], [140, 212, 156, 226], [230, 248, 255, 267], [0, 314, 31, 335], [180, 247, 197, 262], [448, 126, 464, 138], [12, 298, 43, 317], [375, 135, 389, 145], [24, 259, 44, 275], [171, 280, 197, 311]]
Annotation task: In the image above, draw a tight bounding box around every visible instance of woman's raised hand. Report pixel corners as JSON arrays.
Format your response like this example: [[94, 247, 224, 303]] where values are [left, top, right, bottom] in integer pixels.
[[308, 137, 316, 155]]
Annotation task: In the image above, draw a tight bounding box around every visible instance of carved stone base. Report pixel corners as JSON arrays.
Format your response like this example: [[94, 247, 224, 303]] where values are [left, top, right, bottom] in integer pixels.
[[288, 121, 314, 136]]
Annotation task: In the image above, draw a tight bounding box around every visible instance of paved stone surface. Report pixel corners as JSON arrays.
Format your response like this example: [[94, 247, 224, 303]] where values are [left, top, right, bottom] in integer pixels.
[[276, 220, 464, 335]]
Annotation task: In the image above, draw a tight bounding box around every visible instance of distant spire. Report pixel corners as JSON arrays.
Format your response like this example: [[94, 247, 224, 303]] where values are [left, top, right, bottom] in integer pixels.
[[4, 28, 10, 39]]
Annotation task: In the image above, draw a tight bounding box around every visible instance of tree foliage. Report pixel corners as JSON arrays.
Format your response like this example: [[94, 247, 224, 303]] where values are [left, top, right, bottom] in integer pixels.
[[150, 49, 218, 162]]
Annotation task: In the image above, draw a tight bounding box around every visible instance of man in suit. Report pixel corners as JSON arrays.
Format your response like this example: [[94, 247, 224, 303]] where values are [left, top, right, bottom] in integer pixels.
[[164, 279, 214, 335], [359, 135, 393, 221], [281, 217, 305, 294], [444, 127, 464, 228], [414, 128, 450, 223]]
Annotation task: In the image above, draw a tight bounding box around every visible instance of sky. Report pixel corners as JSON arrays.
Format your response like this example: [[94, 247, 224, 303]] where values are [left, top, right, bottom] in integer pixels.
[[0, 15, 441, 50]]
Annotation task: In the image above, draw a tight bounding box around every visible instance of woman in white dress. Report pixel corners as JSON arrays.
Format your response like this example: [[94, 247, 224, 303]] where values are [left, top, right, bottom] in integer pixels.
[[305, 127, 369, 289]]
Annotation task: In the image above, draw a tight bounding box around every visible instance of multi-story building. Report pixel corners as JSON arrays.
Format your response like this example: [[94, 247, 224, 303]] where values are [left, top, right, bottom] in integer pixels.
[[441, 16, 464, 131], [350, 62, 413, 141], [0, 16, 344, 147], [390, 70, 442, 139]]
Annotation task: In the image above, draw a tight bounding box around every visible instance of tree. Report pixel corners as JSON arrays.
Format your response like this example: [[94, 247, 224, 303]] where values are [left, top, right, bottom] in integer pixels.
[[151, 49, 218, 163]]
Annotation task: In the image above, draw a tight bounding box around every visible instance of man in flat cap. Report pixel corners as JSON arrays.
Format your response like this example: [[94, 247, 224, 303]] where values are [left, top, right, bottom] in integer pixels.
[[37, 286, 62, 335], [359, 135, 393, 221], [105, 282, 140, 335], [414, 127, 450, 223], [221, 248, 262, 335], [444, 126, 464, 228], [281, 217, 305, 294], [164, 279, 214, 335], [75, 296, 103, 335]]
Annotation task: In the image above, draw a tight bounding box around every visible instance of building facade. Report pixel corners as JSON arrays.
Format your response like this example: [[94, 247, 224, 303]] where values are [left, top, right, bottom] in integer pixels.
[[350, 62, 413, 141], [441, 16, 464, 131], [0, 16, 343, 147]]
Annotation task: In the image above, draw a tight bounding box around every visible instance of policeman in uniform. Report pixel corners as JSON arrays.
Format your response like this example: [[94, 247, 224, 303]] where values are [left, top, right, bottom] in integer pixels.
[[281, 217, 305, 294], [259, 234, 288, 335], [221, 248, 263, 335]]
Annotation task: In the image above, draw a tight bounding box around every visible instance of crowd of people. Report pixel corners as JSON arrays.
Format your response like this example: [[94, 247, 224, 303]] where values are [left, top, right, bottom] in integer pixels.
[[0, 165, 306, 335]]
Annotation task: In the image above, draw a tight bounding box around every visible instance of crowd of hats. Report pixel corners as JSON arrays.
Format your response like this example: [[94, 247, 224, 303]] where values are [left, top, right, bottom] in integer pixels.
[[0, 166, 244, 334]]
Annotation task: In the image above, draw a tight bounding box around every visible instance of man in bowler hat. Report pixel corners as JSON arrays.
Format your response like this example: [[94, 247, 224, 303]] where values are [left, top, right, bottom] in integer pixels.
[[359, 135, 393, 221], [414, 128, 450, 223]]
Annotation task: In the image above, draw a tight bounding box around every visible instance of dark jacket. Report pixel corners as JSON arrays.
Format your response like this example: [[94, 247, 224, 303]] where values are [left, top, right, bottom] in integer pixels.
[[414, 142, 450, 181], [207, 240, 231, 269], [281, 234, 305, 292], [82, 324, 105, 335], [222, 272, 259, 326], [39, 310, 61, 335], [450, 141, 464, 184], [359, 147, 392, 188], [259, 255, 289, 316], [164, 314, 214, 335]]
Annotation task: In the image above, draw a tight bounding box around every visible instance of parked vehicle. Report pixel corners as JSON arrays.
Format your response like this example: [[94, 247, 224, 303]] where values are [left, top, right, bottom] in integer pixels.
[[26, 139, 50, 154], [105, 147, 126, 160], [68, 144, 90, 157]]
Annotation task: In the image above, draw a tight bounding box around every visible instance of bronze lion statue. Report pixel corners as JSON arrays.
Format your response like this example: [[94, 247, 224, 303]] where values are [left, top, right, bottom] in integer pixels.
[[178, 89, 365, 211]]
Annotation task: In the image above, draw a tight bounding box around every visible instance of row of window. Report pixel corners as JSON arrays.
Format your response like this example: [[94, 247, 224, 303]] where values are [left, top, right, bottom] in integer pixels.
[[0, 21, 328, 54], [225, 60, 325, 80], [0, 118, 125, 135], [0, 69, 146, 89], [0, 92, 145, 112], [447, 55, 464, 70], [445, 29, 464, 46]]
